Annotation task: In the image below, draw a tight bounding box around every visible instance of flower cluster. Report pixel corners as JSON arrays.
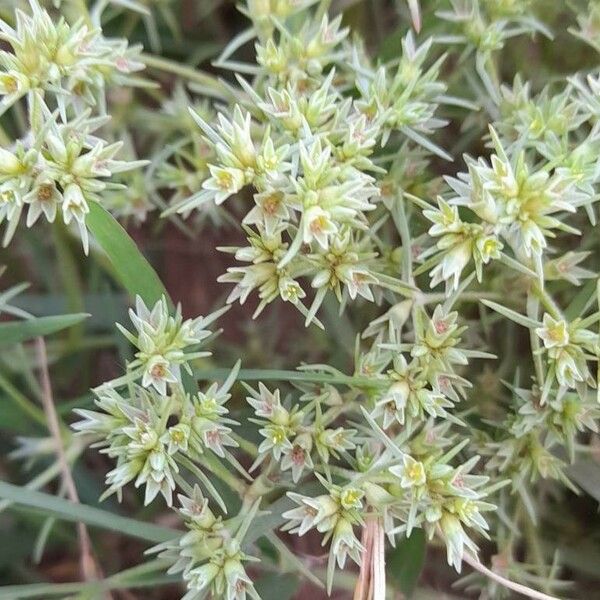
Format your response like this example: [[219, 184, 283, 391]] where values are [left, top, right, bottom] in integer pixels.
[[0, 0, 143, 116], [246, 381, 356, 482], [363, 303, 492, 427], [254, 299, 497, 585], [535, 313, 597, 392], [3, 0, 598, 599], [116, 295, 227, 393], [73, 296, 239, 506], [0, 0, 146, 249], [0, 109, 144, 249], [477, 298, 600, 508], [389, 449, 494, 572], [169, 5, 454, 324], [274, 409, 496, 587], [152, 488, 260, 600], [283, 482, 365, 590], [422, 125, 596, 291]]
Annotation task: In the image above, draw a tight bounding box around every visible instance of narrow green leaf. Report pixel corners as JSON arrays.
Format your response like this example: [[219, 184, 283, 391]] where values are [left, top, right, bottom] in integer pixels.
[[0, 314, 89, 347], [0, 575, 179, 599], [53, 220, 86, 347], [0, 480, 177, 543], [565, 279, 598, 321], [400, 126, 453, 161], [498, 252, 537, 279], [194, 367, 386, 388], [87, 202, 169, 306], [481, 300, 541, 330], [387, 529, 426, 597], [266, 532, 324, 588]]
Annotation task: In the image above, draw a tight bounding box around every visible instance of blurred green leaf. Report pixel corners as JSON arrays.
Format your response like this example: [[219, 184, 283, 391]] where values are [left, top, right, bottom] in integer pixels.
[[0, 314, 89, 347], [565, 279, 597, 321], [387, 529, 426, 597], [0, 575, 178, 599], [0, 558, 177, 598], [568, 460, 600, 503], [87, 201, 169, 307], [0, 480, 177, 543], [254, 573, 298, 600]]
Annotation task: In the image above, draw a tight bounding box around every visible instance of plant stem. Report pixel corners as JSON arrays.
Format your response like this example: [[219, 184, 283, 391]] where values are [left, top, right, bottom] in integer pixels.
[[34, 338, 103, 588], [532, 283, 563, 320], [232, 432, 258, 457], [141, 53, 228, 98], [0, 560, 176, 599], [462, 553, 560, 600], [0, 440, 84, 513], [194, 367, 387, 389], [392, 195, 414, 285], [527, 292, 545, 385], [203, 452, 247, 495], [0, 371, 47, 429]]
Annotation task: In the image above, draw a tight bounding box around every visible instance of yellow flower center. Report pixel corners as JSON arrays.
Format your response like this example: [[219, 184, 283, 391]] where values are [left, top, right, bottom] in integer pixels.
[[170, 429, 185, 443], [217, 171, 233, 190], [310, 215, 328, 234]]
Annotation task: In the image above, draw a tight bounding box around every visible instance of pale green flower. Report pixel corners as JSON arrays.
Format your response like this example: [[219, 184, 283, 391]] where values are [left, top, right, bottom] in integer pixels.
[[390, 454, 427, 489], [536, 314, 570, 349]]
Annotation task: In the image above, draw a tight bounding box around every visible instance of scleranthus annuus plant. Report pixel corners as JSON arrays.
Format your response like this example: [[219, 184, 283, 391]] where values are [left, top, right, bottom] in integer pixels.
[[1, 1, 600, 600]]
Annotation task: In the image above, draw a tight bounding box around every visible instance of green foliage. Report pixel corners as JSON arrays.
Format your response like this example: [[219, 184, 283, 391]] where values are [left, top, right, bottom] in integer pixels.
[[0, 313, 89, 346], [1, 1, 600, 599], [87, 202, 169, 307], [387, 529, 427, 597]]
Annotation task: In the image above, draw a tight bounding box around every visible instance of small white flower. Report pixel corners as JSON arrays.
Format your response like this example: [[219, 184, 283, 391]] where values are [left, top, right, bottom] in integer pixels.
[[186, 562, 220, 593], [142, 355, 178, 395], [278, 276, 305, 304], [330, 518, 363, 568], [536, 314, 570, 349], [0, 180, 24, 245], [390, 454, 426, 489], [280, 434, 313, 482], [282, 492, 340, 535], [23, 178, 61, 227], [302, 205, 338, 249], [429, 240, 472, 292], [203, 165, 247, 204]]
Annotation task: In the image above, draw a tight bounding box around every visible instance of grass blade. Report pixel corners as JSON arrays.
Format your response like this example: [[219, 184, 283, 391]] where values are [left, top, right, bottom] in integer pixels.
[[0, 480, 177, 543], [87, 202, 169, 306], [0, 314, 89, 347]]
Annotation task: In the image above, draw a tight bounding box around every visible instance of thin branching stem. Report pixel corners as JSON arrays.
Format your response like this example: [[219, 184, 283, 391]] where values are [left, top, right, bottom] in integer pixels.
[[34, 338, 103, 589], [462, 553, 560, 600], [141, 52, 229, 98]]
